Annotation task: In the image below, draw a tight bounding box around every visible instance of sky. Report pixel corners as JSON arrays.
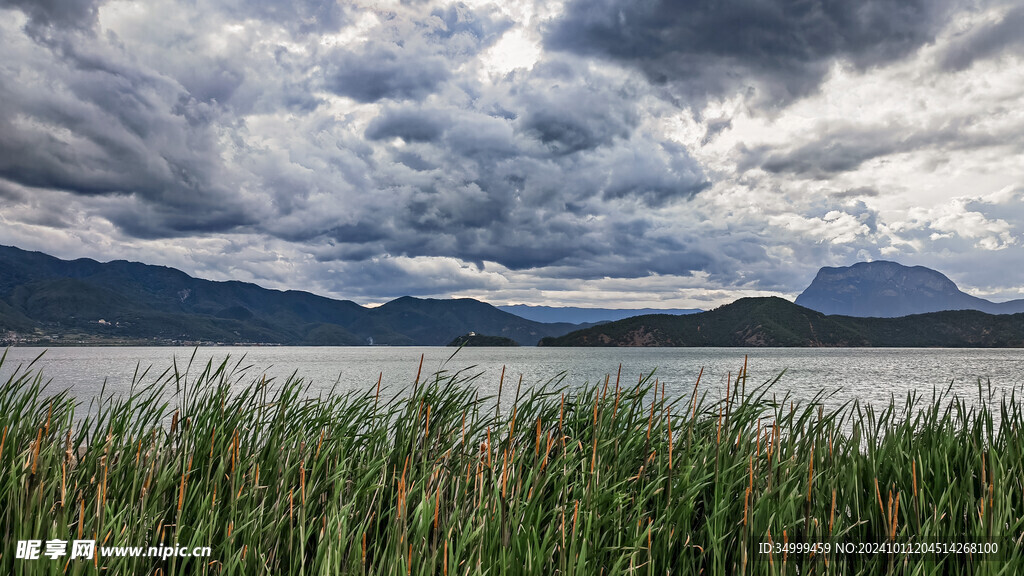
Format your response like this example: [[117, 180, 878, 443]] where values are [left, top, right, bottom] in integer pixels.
[[0, 0, 1022, 309]]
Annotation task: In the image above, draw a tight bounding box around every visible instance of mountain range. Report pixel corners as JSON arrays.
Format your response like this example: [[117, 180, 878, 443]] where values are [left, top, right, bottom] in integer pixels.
[[795, 261, 1024, 317], [4, 245, 1023, 348], [496, 304, 701, 324], [0, 245, 584, 346], [539, 297, 1024, 347]]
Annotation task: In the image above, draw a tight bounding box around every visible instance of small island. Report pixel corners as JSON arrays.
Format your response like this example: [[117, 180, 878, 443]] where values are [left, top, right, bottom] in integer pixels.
[[447, 332, 519, 347]]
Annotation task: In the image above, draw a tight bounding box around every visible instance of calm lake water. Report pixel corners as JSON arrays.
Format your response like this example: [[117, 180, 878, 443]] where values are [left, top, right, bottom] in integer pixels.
[[3, 346, 1023, 414]]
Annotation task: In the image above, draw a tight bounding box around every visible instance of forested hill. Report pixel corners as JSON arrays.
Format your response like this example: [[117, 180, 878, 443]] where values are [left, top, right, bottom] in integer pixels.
[[0, 245, 582, 346], [538, 297, 1024, 347]]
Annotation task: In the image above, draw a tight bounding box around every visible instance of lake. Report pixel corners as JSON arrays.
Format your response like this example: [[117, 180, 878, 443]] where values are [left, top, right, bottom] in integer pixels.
[[3, 346, 1023, 415]]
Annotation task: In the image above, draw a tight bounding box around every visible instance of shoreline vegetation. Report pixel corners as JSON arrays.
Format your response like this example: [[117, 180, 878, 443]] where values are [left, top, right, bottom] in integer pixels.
[[1, 352, 1022, 574]]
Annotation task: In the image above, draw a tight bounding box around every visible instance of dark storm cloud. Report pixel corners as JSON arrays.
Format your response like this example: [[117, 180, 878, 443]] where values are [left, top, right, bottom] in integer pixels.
[[0, 0, 99, 34], [600, 142, 711, 205], [348, 56, 709, 273], [0, 181, 24, 201], [751, 130, 896, 177], [938, 4, 1024, 71], [544, 0, 955, 105], [0, 21, 258, 238], [101, 195, 256, 239], [517, 59, 640, 154], [324, 4, 510, 103], [175, 61, 246, 105], [324, 43, 452, 103], [832, 187, 880, 199], [365, 106, 448, 142], [739, 116, 1020, 178], [218, 0, 347, 34]]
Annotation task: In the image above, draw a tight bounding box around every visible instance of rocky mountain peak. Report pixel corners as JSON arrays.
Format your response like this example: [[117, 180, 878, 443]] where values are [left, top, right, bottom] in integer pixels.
[[795, 261, 1024, 317]]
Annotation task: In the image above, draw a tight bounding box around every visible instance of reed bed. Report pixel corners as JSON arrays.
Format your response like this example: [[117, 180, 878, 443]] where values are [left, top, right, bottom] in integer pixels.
[[1, 349, 1022, 575]]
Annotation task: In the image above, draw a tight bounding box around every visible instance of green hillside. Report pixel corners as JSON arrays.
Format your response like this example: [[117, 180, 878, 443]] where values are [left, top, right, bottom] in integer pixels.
[[447, 333, 520, 346], [0, 245, 580, 346], [539, 297, 1024, 347]]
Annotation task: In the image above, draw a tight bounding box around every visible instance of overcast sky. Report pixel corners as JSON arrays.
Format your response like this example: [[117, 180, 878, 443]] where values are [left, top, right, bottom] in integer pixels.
[[1, 0, 1022, 308]]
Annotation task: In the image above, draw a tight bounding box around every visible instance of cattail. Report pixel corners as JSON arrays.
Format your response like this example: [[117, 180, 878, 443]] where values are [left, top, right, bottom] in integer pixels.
[[425, 404, 431, 440], [535, 418, 542, 456], [501, 448, 509, 498], [572, 500, 579, 537], [743, 487, 750, 525], [726, 372, 731, 408], [590, 433, 598, 474], [829, 489, 836, 534], [362, 532, 367, 565], [31, 427, 42, 474], [891, 492, 900, 540], [300, 461, 306, 506], [178, 469, 187, 512], [807, 444, 814, 502], [415, 354, 424, 386], [0, 425, 7, 464], [485, 428, 492, 468], [497, 366, 506, 417], [444, 540, 448, 576], [667, 407, 673, 469], [875, 478, 884, 523], [692, 367, 703, 418], [912, 459, 917, 497], [434, 486, 440, 529], [887, 488, 893, 530], [646, 400, 655, 440], [716, 406, 723, 445]]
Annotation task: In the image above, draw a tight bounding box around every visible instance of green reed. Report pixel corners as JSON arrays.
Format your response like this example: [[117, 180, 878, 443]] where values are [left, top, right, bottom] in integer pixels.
[[1, 349, 1022, 575]]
